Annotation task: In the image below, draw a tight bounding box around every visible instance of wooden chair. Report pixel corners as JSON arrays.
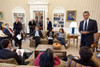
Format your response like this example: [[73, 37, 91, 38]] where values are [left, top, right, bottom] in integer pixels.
[[67, 58, 91, 67], [91, 33, 100, 51]]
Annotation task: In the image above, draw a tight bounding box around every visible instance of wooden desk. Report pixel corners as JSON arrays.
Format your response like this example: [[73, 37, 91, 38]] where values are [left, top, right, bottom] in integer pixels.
[[92, 52, 100, 67], [34, 45, 67, 58], [68, 34, 79, 48]]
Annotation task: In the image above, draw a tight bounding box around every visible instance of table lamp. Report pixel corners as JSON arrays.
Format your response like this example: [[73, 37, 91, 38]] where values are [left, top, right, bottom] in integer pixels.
[[70, 22, 78, 35]]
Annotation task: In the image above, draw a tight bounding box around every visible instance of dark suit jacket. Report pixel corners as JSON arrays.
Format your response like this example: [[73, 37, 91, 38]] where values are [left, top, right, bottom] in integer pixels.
[[3, 28, 13, 37], [47, 21, 52, 30], [47, 31, 54, 38], [0, 49, 23, 65], [32, 31, 43, 39], [73, 59, 96, 67], [28, 20, 36, 28], [13, 21, 22, 36], [79, 19, 98, 45]]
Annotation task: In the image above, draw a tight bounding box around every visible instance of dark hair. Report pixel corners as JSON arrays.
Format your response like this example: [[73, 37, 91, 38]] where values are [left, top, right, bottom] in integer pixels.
[[5, 23, 9, 26], [1, 39, 10, 48], [59, 28, 64, 33], [16, 17, 19, 19], [47, 18, 49, 20], [35, 26, 39, 29], [20, 18, 23, 19], [39, 48, 54, 67], [49, 28, 53, 32], [83, 11, 90, 14], [79, 46, 93, 61]]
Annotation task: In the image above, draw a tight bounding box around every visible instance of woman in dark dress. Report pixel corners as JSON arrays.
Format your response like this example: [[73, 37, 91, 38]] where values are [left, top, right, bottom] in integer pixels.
[[47, 28, 54, 44]]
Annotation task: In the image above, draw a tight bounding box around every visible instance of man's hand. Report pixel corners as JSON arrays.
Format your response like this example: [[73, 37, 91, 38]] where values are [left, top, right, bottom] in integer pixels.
[[29, 37, 32, 39], [80, 31, 89, 34], [40, 38, 43, 40], [12, 33, 14, 36], [84, 31, 89, 34], [47, 36, 48, 39], [18, 51, 22, 55], [74, 57, 79, 60], [54, 54, 57, 58], [11, 48, 14, 51]]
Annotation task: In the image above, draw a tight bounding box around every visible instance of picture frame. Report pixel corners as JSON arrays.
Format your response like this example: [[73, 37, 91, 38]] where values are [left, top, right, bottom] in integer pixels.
[[0, 11, 4, 20], [66, 10, 77, 22]]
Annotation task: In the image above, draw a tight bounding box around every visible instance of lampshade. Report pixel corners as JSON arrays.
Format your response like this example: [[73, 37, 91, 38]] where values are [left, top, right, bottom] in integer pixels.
[[70, 22, 78, 28]]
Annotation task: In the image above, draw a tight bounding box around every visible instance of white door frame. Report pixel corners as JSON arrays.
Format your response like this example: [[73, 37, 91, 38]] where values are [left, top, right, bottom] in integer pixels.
[[28, 0, 49, 31], [12, 6, 26, 25], [33, 10, 45, 30]]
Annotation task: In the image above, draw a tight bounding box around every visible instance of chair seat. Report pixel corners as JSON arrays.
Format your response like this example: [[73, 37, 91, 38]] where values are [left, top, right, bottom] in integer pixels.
[[53, 38, 60, 43]]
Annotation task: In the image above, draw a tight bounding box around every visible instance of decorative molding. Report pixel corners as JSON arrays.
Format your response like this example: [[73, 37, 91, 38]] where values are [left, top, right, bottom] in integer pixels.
[[12, 6, 26, 25], [28, 0, 49, 5], [12, 6, 25, 13], [53, 6, 66, 13], [28, 0, 49, 30]]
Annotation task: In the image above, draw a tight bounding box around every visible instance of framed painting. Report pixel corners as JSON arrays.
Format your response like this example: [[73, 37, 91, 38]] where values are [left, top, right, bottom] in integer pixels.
[[0, 11, 4, 20], [66, 10, 76, 22]]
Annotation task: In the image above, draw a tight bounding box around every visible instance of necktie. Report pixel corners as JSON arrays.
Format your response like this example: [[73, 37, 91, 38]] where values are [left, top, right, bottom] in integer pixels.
[[8, 28, 13, 35], [84, 20, 87, 31]]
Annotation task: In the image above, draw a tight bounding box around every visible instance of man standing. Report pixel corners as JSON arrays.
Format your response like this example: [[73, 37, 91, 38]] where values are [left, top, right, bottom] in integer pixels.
[[79, 11, 98, 48], [47, 18, 52, 30], [28, 19, 36, 34], [13, 17, 22, 49]]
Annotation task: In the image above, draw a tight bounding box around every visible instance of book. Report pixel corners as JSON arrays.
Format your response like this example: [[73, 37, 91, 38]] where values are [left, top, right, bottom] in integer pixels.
[[97, 53, 100, 58], [16, 34, 22, 40], [16, 49, 24, 57], [48, 37, 53, 40]]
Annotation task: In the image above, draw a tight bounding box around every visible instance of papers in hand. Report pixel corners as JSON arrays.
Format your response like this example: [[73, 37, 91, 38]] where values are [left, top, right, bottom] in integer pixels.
[[16, 34, 22, 40], [48, 37, 53, 40], [97, 53, 100, 58], [16, 49, 24, 57]]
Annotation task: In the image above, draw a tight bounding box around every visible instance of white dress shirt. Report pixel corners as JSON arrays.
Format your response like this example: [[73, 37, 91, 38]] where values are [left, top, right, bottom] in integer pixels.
[[0, 30, 5, 36], [35, 31, 39, 37], [47, 21, 49, 24], [83, 18, 89, 31]]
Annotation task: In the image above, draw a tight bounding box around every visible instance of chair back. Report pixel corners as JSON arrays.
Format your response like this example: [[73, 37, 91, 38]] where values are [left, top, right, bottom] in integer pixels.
[[94, 33, 100, 43], [67, 58, 91, 67]]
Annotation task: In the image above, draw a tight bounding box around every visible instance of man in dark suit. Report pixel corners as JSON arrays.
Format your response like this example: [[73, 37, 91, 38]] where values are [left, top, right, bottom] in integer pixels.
[[28, 19, 36, 34], [3, 23, 14, 38], [0, 39, 23, 65], [79, 11, 98, 48], [31, 27, 43, 48], [13, 17, 23, 49], [47, 18, 52, 30]]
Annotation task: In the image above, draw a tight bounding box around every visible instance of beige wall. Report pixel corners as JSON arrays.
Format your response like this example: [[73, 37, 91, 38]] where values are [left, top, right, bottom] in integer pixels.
[[0, 0, 100, 30]]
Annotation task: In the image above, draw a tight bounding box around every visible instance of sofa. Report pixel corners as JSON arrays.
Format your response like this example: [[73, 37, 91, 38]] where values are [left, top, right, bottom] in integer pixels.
[[0, 58, 98, 67], [0, 58, 34, 66], [30, 31, 69, 48], [66, 58, 99, 67], [0, 59, 66, 67]]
